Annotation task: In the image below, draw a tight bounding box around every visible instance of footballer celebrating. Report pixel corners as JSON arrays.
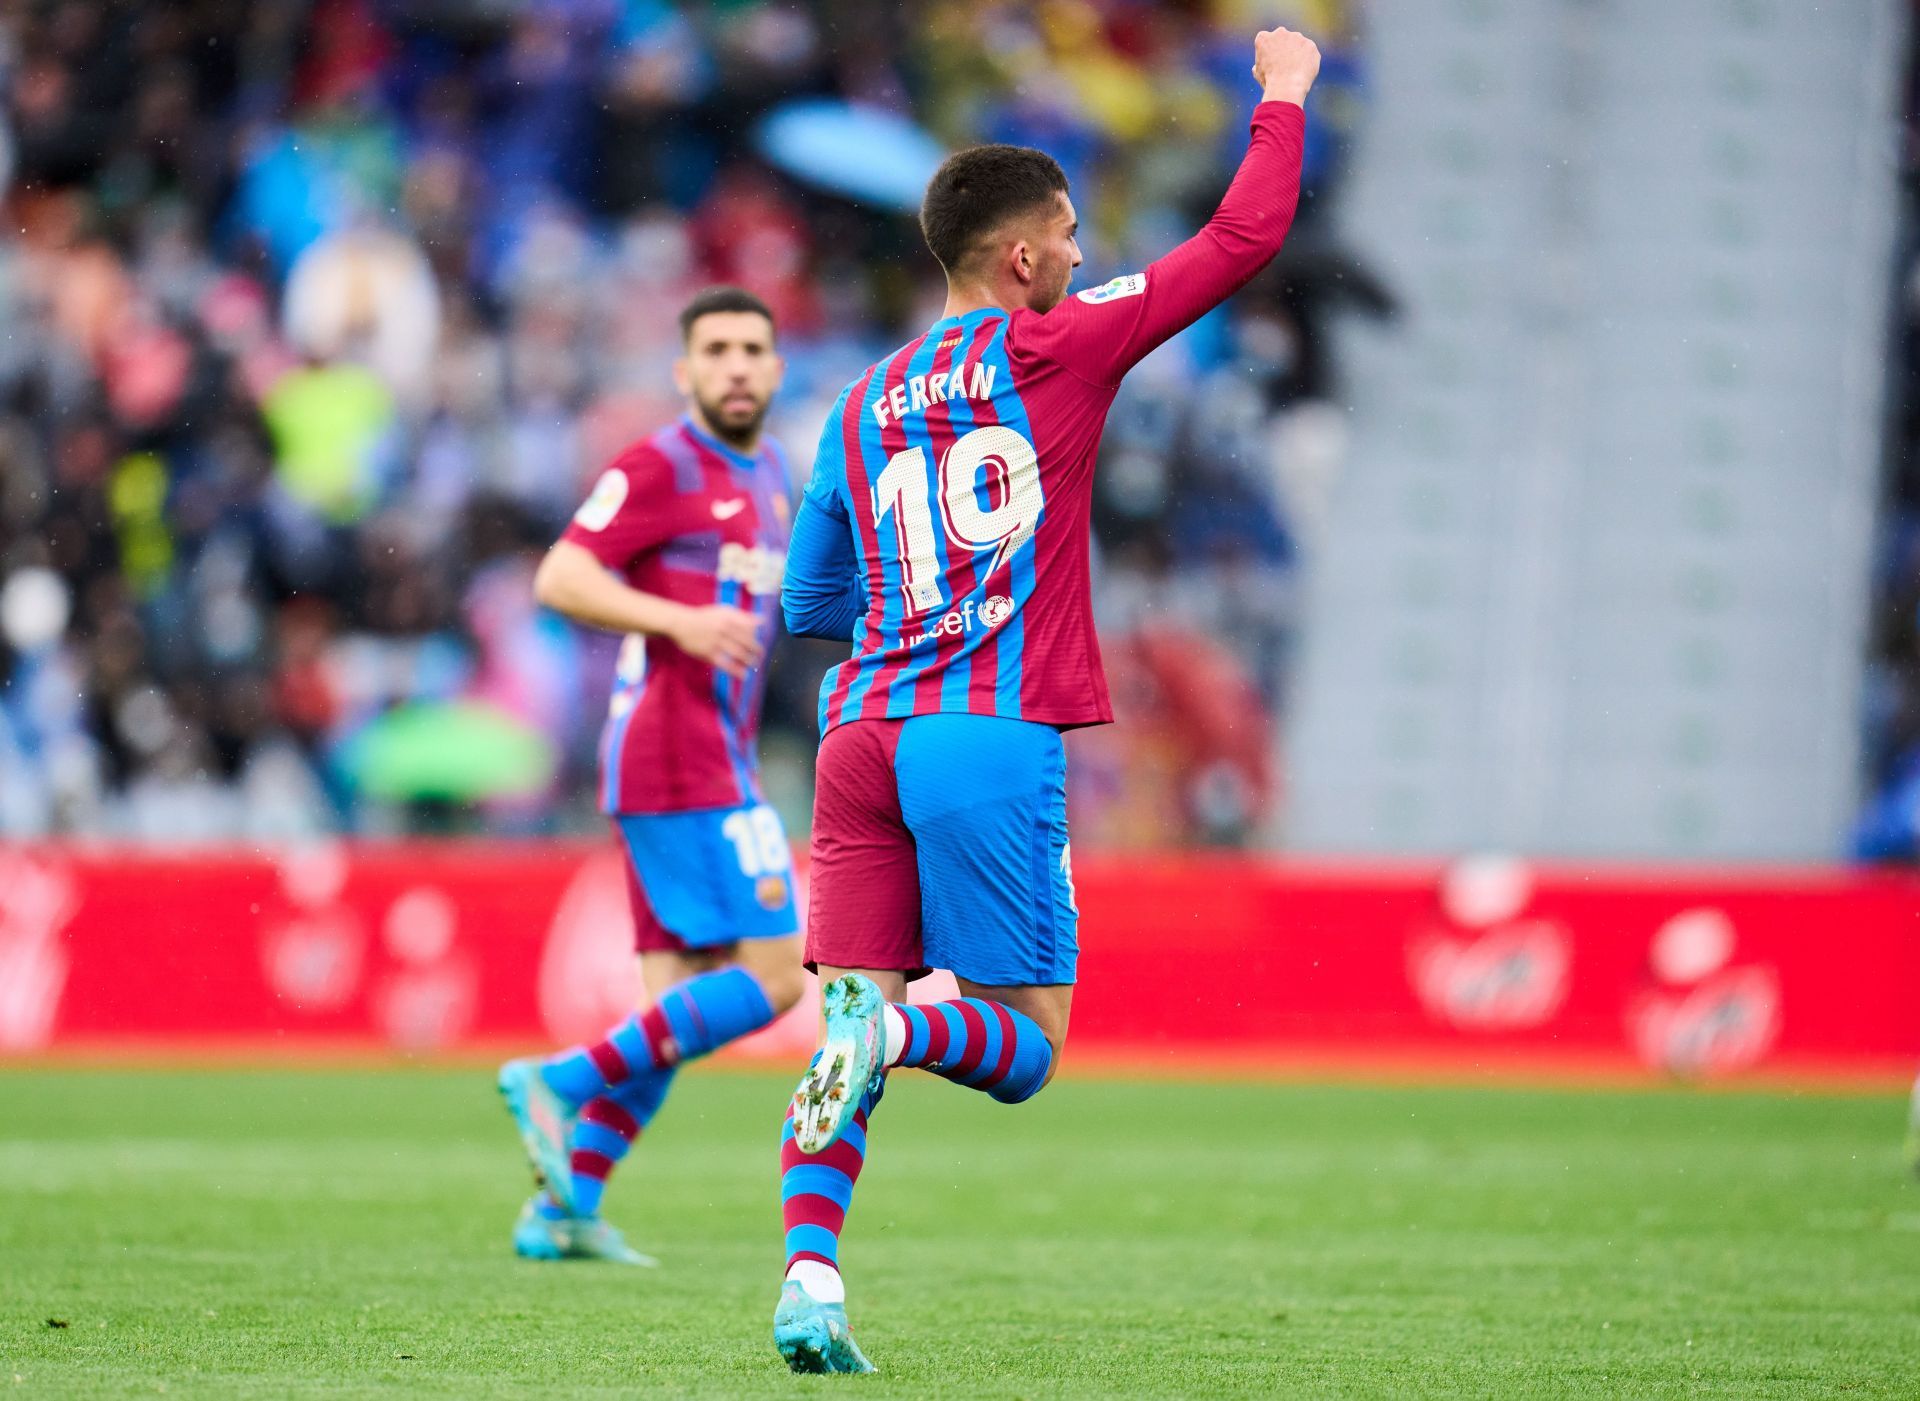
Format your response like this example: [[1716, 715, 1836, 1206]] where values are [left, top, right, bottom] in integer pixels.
[[769, 27, 1322, 1369], [496, 287, 807, 1263]]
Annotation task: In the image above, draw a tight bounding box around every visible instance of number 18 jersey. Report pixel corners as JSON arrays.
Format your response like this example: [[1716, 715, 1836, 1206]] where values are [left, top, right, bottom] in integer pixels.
[[790, 101, 1308, 736]]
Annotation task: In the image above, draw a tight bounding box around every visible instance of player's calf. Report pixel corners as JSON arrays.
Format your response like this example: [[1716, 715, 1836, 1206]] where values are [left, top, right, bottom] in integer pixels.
[[540, 964, 780, 1105], [777, 1071, 883, 1371], [882, 997, 1054, 1103], [504, 958, 788, 1218], [793, 977, 1056, 1158], [781, 1072, 882, 1296], [566, 1074, 672, 1218]]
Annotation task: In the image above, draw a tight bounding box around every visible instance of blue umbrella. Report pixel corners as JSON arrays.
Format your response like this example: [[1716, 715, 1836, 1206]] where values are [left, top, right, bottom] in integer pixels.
[[754, 100, 946, 212]]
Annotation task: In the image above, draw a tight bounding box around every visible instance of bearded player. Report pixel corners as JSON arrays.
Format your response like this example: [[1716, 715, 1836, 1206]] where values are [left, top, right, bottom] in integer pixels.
[[765, 27, 1322, 1371], [496, 287, 806, 1263]]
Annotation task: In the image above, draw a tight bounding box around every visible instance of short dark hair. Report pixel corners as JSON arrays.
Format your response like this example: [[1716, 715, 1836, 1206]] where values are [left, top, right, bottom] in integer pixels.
[[679, 286, 775, 343], [920, 145, 1069, 274]]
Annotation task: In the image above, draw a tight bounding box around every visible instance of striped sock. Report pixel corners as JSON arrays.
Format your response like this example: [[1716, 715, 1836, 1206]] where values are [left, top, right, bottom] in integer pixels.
[[540, 966, 776, 1105], [562, 1069, 676, 1218], [781, 1072, 885, 1297], [886, 998, 1053, 1104]]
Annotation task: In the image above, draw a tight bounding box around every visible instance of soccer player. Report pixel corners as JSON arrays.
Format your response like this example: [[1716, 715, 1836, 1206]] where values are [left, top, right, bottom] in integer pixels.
[[767, 27, 1321, 1372], [496, 286, 807, 1263]]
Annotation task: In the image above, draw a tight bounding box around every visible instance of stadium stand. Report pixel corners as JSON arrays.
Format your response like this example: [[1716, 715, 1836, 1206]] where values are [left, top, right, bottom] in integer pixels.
[[0, 0, 1371, 844]]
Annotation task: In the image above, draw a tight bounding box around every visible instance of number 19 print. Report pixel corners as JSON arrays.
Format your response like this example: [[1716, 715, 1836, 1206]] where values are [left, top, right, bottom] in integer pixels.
[[872, 425, 1044, 618]]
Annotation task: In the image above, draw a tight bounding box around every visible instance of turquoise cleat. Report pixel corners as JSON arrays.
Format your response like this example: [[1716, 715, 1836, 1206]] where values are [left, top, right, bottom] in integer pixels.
[[497, 1058, 579, 1214], [511, 1198, 657, 1266], [773, 1280, 874, 1374], [790, 974, 885, 1155], [567, 1216, 657, 1266], [511, 1198, 569, 1261]]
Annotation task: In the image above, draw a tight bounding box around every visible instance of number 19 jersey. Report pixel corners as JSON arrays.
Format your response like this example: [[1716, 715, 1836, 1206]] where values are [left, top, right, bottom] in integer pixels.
[[807, 305, 1101, 732], [793, 101, 1308, 736]]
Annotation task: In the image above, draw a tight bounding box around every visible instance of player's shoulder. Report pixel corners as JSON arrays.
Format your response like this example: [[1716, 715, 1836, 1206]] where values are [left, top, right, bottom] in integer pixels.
[[1002, 274, 1152, 387], [1071, 271, 1151, 308], [574, 425, 702, 526], [821, 336, 923, 434], [625, 420, 722, 494], [602, 429, 677, 481], [826, 373, 864, 422], [1013, 273, 1151, 346]]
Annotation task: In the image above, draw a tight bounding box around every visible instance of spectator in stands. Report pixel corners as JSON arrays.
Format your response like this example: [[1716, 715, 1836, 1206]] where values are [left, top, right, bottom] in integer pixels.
[[0, 0, 1371, 845]]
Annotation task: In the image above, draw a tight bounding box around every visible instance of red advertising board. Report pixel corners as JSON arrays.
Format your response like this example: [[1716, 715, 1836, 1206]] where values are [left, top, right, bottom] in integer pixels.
[[1, 845, 1914, 1080]]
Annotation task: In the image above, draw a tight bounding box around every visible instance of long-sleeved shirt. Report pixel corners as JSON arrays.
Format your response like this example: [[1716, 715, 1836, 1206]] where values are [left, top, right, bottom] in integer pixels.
[[781, 502, 868, 641], [783, 100, 1306, 734]]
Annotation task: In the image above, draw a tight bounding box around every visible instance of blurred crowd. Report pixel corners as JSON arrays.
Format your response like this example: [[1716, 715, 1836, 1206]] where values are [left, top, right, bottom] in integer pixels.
[[0, 0, 1373, 846], [1855, 7, 1920, 862]]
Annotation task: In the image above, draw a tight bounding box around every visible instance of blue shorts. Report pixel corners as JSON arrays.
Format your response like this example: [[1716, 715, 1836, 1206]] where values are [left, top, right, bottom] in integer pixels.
[[616, 802, 800, 952], [806, 714, 1079, 986]]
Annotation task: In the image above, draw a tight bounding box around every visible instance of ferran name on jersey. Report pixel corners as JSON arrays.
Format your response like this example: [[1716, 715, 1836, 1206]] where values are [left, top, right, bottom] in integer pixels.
[[871, 360, 998, 430], [1076, 272, 1147, 305]]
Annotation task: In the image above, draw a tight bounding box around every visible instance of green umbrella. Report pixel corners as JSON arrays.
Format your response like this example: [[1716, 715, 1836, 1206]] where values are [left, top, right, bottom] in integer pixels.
[[342, 701, 557, 803]]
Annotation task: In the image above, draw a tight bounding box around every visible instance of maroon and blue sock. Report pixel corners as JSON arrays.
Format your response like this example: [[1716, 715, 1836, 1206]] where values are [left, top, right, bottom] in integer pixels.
[[540, 966, 776, 1106], [887, 998, 1053, 1104], [781, 1070, 884, 1287], [548, 1068, 676, 1219]]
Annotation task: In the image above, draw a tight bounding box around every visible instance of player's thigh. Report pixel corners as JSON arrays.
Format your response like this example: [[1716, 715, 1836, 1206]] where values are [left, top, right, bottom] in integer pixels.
[[895, 714, 1079, 989], [616, 804, 799, 952], [805, 720, 928, 980], [729, 932, 809, 1012], [637, 950, 709, 1004], [641, 935, 806, 1014]]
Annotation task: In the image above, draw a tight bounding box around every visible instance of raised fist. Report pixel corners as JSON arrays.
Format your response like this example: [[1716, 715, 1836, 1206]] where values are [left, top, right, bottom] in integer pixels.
[[1252, 26, 1321, 106]]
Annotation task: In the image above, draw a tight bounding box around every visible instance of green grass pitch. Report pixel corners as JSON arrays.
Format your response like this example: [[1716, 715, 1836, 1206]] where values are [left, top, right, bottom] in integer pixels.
[[2, 1067, 1916, 1397]]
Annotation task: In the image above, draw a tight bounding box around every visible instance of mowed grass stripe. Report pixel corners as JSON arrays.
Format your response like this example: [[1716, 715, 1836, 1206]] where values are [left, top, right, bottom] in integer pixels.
[[1, 1068, 1914, 1398]]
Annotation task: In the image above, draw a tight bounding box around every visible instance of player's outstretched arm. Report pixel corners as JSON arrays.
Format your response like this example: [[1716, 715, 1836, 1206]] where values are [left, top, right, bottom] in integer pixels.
[[782, 491, 866, 642], [1033, 26, 1320, 386], [534, 540, 764, 678]]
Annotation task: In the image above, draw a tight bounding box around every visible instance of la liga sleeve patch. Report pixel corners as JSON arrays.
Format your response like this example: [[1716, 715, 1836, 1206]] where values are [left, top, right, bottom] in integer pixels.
[[1075, 272, 1147, 305], [573, 468, 629, 531]]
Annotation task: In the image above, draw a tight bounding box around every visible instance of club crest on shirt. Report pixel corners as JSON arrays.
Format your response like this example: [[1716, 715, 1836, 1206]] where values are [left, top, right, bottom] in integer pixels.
[[755, 875, 788, 910], [573, 468, 628, 531], [1076, 272, 1147, 305]]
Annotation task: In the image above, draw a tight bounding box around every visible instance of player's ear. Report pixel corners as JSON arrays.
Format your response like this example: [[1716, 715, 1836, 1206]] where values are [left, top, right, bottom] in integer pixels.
[[671, 355, 691, 397], [1009, 237, 1035, 287]]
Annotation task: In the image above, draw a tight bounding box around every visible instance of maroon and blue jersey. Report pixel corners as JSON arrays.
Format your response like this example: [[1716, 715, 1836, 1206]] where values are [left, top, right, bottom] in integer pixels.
[[783, 102, 1306, 735], [561, 414, 793, 815]]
